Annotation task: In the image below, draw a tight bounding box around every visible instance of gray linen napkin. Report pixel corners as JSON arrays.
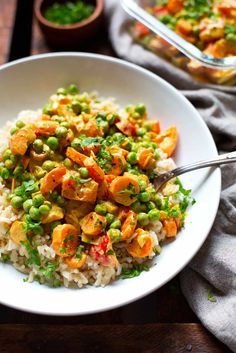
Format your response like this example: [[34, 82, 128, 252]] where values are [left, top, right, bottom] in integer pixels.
[[105, 1, 236, 351]]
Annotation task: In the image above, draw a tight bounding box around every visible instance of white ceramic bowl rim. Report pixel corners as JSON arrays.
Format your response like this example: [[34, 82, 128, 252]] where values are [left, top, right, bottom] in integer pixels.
[[0, 53, 221, 316]]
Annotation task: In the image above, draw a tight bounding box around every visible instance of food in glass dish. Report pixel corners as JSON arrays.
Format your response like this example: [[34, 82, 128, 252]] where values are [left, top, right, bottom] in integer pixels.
[[132, 0, 236, 85], [0, 84, 193, 288]]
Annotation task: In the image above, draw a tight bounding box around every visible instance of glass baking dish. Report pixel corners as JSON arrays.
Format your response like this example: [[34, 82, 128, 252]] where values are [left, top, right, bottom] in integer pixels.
[[121, 0, 236, 85]]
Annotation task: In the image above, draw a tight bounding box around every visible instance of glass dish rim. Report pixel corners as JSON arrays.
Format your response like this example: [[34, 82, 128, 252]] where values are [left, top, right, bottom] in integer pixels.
[[121, 0, 236, 70]]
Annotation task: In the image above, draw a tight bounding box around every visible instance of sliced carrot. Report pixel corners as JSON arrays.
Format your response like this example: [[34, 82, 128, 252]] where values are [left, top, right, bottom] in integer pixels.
[[62, 173, 98, 203], [167, 0, 184, 14], [76, 116, 103, 137], [154, 125, 178, 157], [66, 147, 87, 165], [84, 157, 105, 184], [34, 120, 59, 136], [149, 119, 161, 134], [163, 218, 178, 238], [64, 252, 87, 269], [21, 156, 30, 169], [121, 210, 138, 241], [40, 166, 67, 194], [134, 21, 151, 37], [116, 119, 136, 136], [127, 228, 154, 258], [176, 19, 193, 35], [109, 174, 140, 206], [10, 221, 27, 245], [80, 212, 107, 238], [9, 128, 36, 156], [52, 224, 78, 257], [137, 147, 155, 169], [117, 206, 130, 222]]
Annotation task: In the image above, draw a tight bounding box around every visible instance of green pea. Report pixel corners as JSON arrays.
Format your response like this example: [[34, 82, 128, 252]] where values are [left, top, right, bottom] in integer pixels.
[[39, 204, 50, 216], [32, 224, 44, 235], [132, 112, 141, 120], [71, 138, 81, 149], [42, 160, 55, 171], [143, 122, 152, 131], [47, 137, 59, 151], [79, 167, 89, 178], [68, 84, 79, 95], [33, 139, 44, 153], [51, 190, 59, 201], [106, 213, 115, 225], [13, 165, 23, 177], [127, 152, 138, 165], [3, 149, 12, 161], [95, 204, 107, 216], [72, 101, 82, 115], [16, 120, 25, 129], [23, 172, 32, 181], [110, 219, 121, 229], [147, 201, 156, 211], [138, 179, 147, 192], [107, 229, 121, 243], [43, 103, 53, 115], [138, 213, 149, 226], [51, 115, 63, 122], [153, 194, 162, 207], [107, 127, 117, 136], [60, 121, 70, 128], [140, 203, 147, 212], [10, 127, 19, 135], [107, 114, 117, 126], [29, 206, 41, 221], [226, 33, 236, 43], [136, 128, 146, 137], [1, 167, 10, 179], [4, 159, 14, 169], [56, 126, 68, 138], [81, 102, 90, 113], [33, 194, 45, 207], [56, 195, 66, 207], [11, 196, 23, 209], [138, 191, 150, 202], [23, 199, 33, 213], [131, 201, 142, 213], [135, 104, 146, 115], [57, 87, 67, 95], [148, 209, 160, 221], [64, 158, 72, 168]]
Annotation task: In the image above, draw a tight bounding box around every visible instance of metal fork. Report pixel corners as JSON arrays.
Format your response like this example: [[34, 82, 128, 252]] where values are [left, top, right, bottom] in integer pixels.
[[154, 151, 236, 191]]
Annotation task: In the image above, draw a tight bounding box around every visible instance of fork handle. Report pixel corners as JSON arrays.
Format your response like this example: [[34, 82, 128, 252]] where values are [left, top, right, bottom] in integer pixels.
[[173, 151, 236, 177]]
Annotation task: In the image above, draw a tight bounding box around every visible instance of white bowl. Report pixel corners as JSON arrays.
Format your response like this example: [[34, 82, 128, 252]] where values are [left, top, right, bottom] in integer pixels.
[[0, 53, 221, 315]]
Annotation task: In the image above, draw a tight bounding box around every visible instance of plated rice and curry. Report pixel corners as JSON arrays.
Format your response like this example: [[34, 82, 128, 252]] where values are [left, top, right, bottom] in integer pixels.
[[0, 84, 193, 288]]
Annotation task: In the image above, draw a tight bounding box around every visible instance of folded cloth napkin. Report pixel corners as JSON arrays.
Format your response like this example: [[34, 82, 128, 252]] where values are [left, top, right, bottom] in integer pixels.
[[105, 1, 236, 351]]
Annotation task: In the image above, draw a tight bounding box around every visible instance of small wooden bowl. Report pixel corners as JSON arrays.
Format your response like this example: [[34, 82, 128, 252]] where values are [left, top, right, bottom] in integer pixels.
[[34, 0, 104, 49]]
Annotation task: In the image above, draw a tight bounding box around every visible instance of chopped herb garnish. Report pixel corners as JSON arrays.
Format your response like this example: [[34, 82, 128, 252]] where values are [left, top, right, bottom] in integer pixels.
[[207, 288, 217, 303], [0, 253, 10, 262], [121, 263, 149, 279], [106, 249, 114, 256], [39, 262, 57, 279], [75, 245, 83, 259], [21, 241, 41, 267]]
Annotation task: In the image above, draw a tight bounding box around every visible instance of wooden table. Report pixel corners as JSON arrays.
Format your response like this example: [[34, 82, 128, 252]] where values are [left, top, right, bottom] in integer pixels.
[[0, 1, 232, 352]]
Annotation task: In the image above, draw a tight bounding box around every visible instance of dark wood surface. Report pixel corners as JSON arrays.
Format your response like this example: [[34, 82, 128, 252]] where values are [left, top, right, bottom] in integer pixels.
[[0, 1, 232, 352]]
